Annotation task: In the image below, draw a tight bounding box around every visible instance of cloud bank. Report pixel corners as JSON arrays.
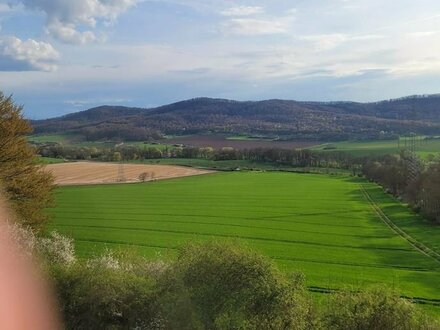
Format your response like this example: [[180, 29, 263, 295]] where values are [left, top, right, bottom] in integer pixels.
[[13, 0, 140, 44], [0, 37, 59, 71]]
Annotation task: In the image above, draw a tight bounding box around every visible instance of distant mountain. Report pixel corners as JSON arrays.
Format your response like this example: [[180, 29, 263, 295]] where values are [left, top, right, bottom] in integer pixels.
[[32, 95, 440, 142]]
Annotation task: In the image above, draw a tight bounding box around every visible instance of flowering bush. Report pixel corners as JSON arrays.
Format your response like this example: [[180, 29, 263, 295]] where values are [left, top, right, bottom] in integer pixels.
[[37, 231, 76, 265]]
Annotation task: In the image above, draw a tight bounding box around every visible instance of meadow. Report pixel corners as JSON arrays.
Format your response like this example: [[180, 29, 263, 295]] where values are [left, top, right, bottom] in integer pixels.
[[48, 172, 440, 313], [311, 137, 440, 158]]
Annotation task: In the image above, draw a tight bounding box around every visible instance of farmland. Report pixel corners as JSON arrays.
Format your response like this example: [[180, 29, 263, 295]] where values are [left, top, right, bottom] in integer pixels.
[[30, 131, 440, 163], [45, 162, 212, 185], [165, 135, 318, 150], [48, 171, 440, 313], [312, 137, 440, 158]]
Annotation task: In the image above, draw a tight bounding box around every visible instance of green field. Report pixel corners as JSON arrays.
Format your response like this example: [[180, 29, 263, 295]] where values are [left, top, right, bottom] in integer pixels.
[[311, 138, 440, 158], [226, 135, 275, 141], [28, 133, 75, 144], [35, 156, 66, 164], [48, 172, 440, 313]]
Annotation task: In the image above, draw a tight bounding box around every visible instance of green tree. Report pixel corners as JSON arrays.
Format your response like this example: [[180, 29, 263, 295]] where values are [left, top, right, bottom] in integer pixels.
[[0, 92, 54, 230], [324, 286, 437, 330], [112, 151, 122, 162], [158, 241, 316, 330]]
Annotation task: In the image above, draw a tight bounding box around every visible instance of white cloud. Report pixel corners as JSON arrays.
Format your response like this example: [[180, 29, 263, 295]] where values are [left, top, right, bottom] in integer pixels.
[[65, 97, 131, 107], [407, 31, 440, 37], [46, 20, 99, 44], [220, 6, 264, 17], [222, 18, 291, 36], [0, 36, 60, 71], [300, 33, 385, 51], [14, 0, 139, 44], [300, 34, 348, 50]]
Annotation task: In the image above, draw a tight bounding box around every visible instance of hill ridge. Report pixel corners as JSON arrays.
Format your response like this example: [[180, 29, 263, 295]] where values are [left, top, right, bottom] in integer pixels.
[[33, 94, 440, 142]]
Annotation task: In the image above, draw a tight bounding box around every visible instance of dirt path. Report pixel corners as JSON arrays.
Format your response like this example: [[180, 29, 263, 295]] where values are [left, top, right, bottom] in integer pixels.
[[44, 162, 214, 186]]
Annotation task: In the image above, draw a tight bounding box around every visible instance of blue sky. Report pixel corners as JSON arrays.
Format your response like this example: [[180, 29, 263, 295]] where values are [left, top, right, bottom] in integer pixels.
[[1, 0, 440, 118]]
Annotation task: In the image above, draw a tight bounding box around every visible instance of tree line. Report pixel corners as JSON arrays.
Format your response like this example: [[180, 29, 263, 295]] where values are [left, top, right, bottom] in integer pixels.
[[362, 152, 440, 223], [36, 143, 360, 171]]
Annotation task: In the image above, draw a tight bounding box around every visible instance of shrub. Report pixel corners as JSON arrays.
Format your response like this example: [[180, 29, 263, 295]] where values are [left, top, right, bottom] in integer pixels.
[[158, 241, 317, 330], [324, 286, 438, 330], [50, 252, 162, 330], [37, 231, 76, 265]]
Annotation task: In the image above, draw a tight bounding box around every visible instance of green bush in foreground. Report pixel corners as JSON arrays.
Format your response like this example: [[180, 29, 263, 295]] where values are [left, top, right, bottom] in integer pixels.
[[325, 287, 438, 330], [42, 238, 438, 330], [158, 241, 318, 330]]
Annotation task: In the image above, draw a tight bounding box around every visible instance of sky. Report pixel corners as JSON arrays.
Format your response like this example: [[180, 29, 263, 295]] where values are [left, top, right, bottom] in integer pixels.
[[1, 0, 440, 119]]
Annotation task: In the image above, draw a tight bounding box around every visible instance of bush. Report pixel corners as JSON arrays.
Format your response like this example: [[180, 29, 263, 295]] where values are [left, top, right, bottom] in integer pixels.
[[37, 231, 76, 265], [20, 236, 436, 330], [324, 286, 438, 330], [50, 251, 163, 330], [158, 241, 317, 330]]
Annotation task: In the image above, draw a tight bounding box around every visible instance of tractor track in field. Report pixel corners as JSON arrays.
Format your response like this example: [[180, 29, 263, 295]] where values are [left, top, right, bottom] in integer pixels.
[[360, 185, 440, 265], [55, 223, 414, 253], [53, 208, 376, 230], [74, 238, 431, 271], [52, 216, 393, 239]]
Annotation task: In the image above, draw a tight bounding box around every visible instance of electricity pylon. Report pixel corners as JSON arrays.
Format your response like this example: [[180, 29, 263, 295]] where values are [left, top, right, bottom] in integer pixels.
[[117, 162, 126, 182]]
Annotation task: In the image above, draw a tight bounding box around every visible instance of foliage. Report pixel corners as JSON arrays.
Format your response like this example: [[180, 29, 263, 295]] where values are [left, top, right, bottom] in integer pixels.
[[363, 153, 440, 223], [8, 220, 437, 329], [36, 143, 360, 173], [158, 241, 317, 330], [50, 256, 160, 330], [324, 287, 438, 330], [0, 92, 54, 229], [407, 161, 440, 223], [45, 239, 439, 329], [38, 231, 76, 265], [8, 222, 76, 266]]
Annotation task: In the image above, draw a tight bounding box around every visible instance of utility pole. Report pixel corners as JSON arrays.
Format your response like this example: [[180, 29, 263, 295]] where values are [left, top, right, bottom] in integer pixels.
[[117, 162, 126, 182], [406, 132, 419, 182]]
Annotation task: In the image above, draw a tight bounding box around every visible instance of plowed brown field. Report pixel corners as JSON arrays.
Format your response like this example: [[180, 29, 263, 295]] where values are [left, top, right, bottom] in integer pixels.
[[45, 162, 213, 186]]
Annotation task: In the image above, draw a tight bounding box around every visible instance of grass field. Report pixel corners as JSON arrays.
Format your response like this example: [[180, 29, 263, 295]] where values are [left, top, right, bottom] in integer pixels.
[[35, 156, 66, 164], [48, 172, 440, 314], [311, 138, 440, 158], [226, 135, 275, 141], [28, 133, 75, 144]]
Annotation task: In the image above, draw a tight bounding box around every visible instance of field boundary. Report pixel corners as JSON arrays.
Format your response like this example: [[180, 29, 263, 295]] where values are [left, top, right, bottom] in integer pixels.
[[360, 185, 440, 265]]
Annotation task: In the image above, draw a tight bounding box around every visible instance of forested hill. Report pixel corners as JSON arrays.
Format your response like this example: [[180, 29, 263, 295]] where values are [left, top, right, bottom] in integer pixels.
[[32, 94, 440, 141]]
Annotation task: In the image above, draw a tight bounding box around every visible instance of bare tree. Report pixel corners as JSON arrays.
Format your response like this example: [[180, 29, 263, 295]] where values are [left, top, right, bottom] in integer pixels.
[[138, 172, 149, 182]]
